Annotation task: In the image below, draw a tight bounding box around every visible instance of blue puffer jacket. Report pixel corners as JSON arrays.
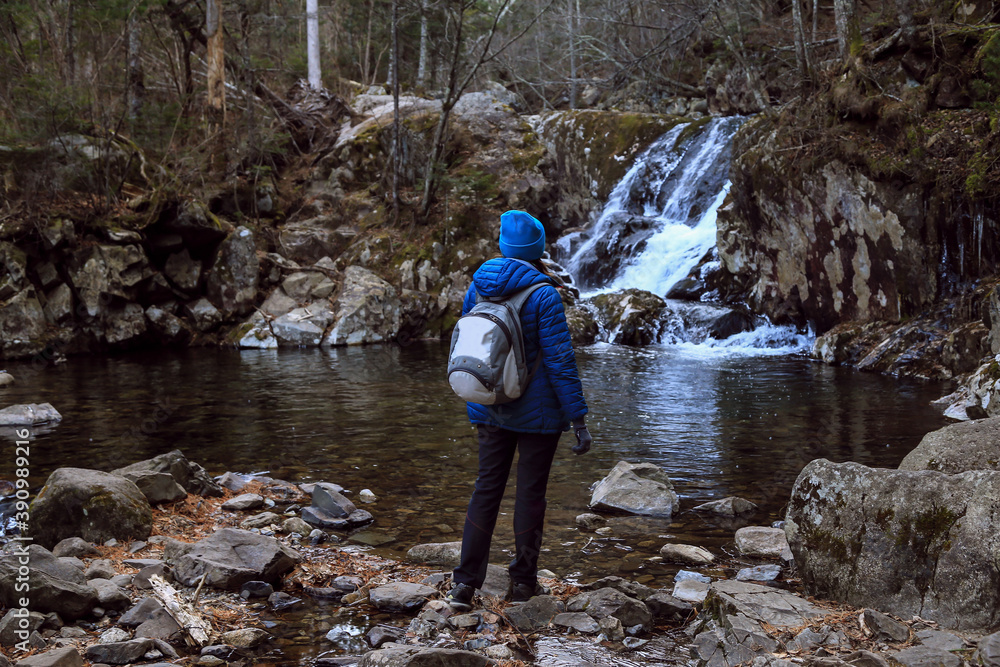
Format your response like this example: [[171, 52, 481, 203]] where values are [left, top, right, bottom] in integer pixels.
[[462, 258, 588, 433]]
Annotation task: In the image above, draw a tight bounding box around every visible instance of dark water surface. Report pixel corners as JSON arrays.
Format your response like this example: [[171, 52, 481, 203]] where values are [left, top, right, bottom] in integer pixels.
[[1, 342, 949, 662]]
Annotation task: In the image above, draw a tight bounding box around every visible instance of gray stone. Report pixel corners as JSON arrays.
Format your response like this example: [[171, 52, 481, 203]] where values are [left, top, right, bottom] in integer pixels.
[[134, 609, 181, 640], [241, 512, 283, 530], [735, 526, 789, 558], [589, 461, 679, 517], [312, 483, 357, 517], [85, 559, 117, 582], [660, 543, 715, 565], [51, 538, 100, 558], [324, 266, 401, 346], [85, 639, 154, 665], [916, 629, 966, 652], [0, 290, 47, 357], [43, 284, 73, 324], [692, 497, 758, 516], [0, 403, 61, 426], [645, 591, 694, 621], [367, 625, 405, 648], [277, 219, 356, 265], [575, 513, 605, 530], [369, 582, 437, 613], [240, 581, 274, 599], [0, 546, 98, 620], [672, 579, 710, 604], [184, 297, 223, 331], [552, 612, 600, 633], [235, 312, 278, 349], [144, 307, 192, 346], [707, 580, 825, 628], [164, 249, 201, 292], [205, 226, 259, 318], [0, 609, 45, 646], [14, 647, 84, 667], [132, 562, 171, 590], [217, 472, 251, 492], [481, 564, 511, 598], [98, 627, 131, 643], [114, 470, 187, 504], [280, 517, 313, 535], [356, 646, 493, 667], [268, 591, 301, 610], [580, 576, 655, 600], [892, 646, 962, 667], [506, 595, 566, 632], [221, 493, 264, 511], [975, 631, 1000, 667], [281, 272, 327, 301], [406, 542, 461, 566], [785, 459, 1000, 630], [899, 418, 1000, 474], [566, 587, 651, 629], [113, 449, 223, 497], [736, 565, 782, 582], [861, 609, 910, 642], [104, 303, 147, 345], [599, 615, 625, 641], [260, 289, 298, 317], [90, 579, 130, 610], [0, 372, 13, 386], [272, 308, 328, 347], [676, 570, 711, 584], [119, 598, 165, 627], [165, 527, 300, 590], [219, 628, 270, 648]]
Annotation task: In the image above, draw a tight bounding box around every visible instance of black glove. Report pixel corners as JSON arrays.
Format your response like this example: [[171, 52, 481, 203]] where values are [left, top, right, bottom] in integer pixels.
[[572, 420, 592, 455]]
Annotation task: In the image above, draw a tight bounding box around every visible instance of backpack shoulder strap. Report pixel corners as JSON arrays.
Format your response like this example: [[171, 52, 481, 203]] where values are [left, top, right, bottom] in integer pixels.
[[504, 281, 552, 314]]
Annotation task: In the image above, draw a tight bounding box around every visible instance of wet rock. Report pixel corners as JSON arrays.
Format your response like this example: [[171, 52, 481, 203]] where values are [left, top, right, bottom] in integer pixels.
[[369, 582, 437, 613], [282, 272, 327, 301], [234, 311, 278, 348], [589, 289, 666, 346], [325, 266, 401, 346], [575, 513, 605, 530], [114, 470, 187, 504], [240, 581, 274, 599], [645, 591, 694, 621], [899, 417, 1000, 474], [552, 612, 600, 633], [708, 580, 825, 627], [312, 483, 357, 517], [892, 646, 962, 667], [506, 595, 566, 632], [786, 458, 1000, 629], [134, 609, 182, 640], [673, 579, 710, 604], [736, 564, 782, 582], [144, 307, 192, 346], [566, 587, 651, 629], [0, 372, 13, 386], [166, 527, 301, 590], [85, 638, 154, 664], [0, 403, 61, 426], [693, 497, 758, 516], [90, 579, 130, 610], [301, 506, 370, 530], [861, 609, 910, 642], [272, 307, 331, 347], [113, 449, 223, 497], [222, 493, 264, 511], [14, 647, 84, 667], [660, 543, 715, 565], [43, 284, 73, 325], [119, 598, 165, 627], [590, 461, 679, 517], [565, 305, 600, 347], [735, 526, 789, 558], [26, 468, 151, 550], [0, 289, 48, 357], [205, 226, 259, 318], [406, 542, 462, 566], [241, 512, 283, 530], [184, 298, 223, 331], [219, 627, 270, 648], [367, 625, 405, 649], [268, 591, 301, 610], [51, 538, 101, 559], [580, 576, 654, 600], [357, 646, 494, 667], [0, 609, 45, 646]]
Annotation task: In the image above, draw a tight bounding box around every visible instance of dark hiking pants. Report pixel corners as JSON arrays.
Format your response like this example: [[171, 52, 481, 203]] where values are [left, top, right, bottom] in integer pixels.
[[453, 425, 562, 590]]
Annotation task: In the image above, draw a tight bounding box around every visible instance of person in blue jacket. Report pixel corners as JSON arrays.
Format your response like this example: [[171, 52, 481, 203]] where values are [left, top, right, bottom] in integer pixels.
[[447, 209, 592, 612]]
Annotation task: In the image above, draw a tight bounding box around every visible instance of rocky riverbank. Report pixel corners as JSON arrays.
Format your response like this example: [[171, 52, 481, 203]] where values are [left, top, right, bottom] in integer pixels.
[[5, 414, 1000, 667]]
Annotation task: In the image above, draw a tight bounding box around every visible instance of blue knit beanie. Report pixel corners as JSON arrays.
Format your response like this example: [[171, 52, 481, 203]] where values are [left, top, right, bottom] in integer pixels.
[[499, 210, 545, 260]]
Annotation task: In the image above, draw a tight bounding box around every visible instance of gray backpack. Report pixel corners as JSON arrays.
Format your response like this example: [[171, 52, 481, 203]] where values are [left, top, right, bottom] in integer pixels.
[[447, 282, 548, 405]]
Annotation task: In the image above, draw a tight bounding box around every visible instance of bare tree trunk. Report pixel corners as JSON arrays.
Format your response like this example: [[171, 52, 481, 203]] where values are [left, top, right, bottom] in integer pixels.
[[568, 0, 577, 108], [306, 0, 322, 88], [417, 0, 430, 88], [812, 0, 818, 41], [206, 0, 226, 171], [391, 0, 401, 224], [64, 0, 75, 84], [127, 7, 144, 122], [791, 0, 810, 85], [833, 0, 857, 61], [363, 0, 374, 85]]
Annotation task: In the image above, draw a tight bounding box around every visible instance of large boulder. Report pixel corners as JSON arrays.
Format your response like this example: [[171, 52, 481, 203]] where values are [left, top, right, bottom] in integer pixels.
[[0, 289, 47, 358], [566, 587, 651, 629], [277, 217, 356, 265], [112, 449, 223, 497], [357, 646, 495, 667], [165, 528, 301, 590], [589, 289, 666, 346], [898, 417, 1000, 473], [27, 468, 152, 550], [590, 461, 679, 517], [0, 403, 61, 426], [0, 545, 99, 619], [785, 458, 1000, 630], [205, 226, 259, 318], [324, 266, 401, 346]]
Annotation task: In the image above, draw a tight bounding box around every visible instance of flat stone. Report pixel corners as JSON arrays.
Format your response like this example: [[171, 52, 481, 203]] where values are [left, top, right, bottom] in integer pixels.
[[134, 609, 181, 640], [566, 588, 650, 628], [645, 591, 694, 621], [506, 595, 566, 632], [974, 631, 1000, 667], [356, 647, 493, 667], [112, 449, 223, 497], [707, 580, 825, 629], [366, 625, 405, 649], [90, 579, 130, 610], [280, 517, 314, 535], [349, 531, 396, 547], [575, 513, 605, 530], [115, 471, 187, 505], [916, 629, 965, 652], [85, 639, 155, 665], [0, 403, 61, 426], [369, 582, 437, 613], [312, 483, 357, 518], [892, 646, 962, 667], [672, 579, 710, 604], [660, 543, 715, 565], [132, 563, 171, 590], [736, 564, 782, 582], [84, 560, 116, 581], [51, 538, 100, 558], [406, 542, 461, 566], [676, 570, 711, 584], [0, 609, 45, 646], [553, 612, 600, 633], [119, 598, 165, 627], [98, 628, 131, 643], [219, 628, 270, 648], [692, 497, 758, 516], [240, 512, 283, 530], [221, 493, 264, 511], [165, 527, 300, 590], [13, 647, 84, 667], [122, 558, 163, 569], [862, 609, 910, 642], [735, 526, 790, 558]]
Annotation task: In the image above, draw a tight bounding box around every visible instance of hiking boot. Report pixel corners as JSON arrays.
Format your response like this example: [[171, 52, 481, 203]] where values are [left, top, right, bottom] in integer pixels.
[[446, 583, 475, 611], [510, 581, 547, 603]]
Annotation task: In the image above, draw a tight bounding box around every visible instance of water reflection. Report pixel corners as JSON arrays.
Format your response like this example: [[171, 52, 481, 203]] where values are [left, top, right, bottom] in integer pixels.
[[0, 342, 948, 582]]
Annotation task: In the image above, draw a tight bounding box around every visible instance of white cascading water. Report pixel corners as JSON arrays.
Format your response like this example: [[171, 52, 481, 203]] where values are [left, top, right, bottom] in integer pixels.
[[557, 116, 811, 354]]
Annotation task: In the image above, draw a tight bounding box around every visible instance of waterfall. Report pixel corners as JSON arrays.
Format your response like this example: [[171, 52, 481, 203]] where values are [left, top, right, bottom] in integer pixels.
[[556, 116, 811, 354]]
